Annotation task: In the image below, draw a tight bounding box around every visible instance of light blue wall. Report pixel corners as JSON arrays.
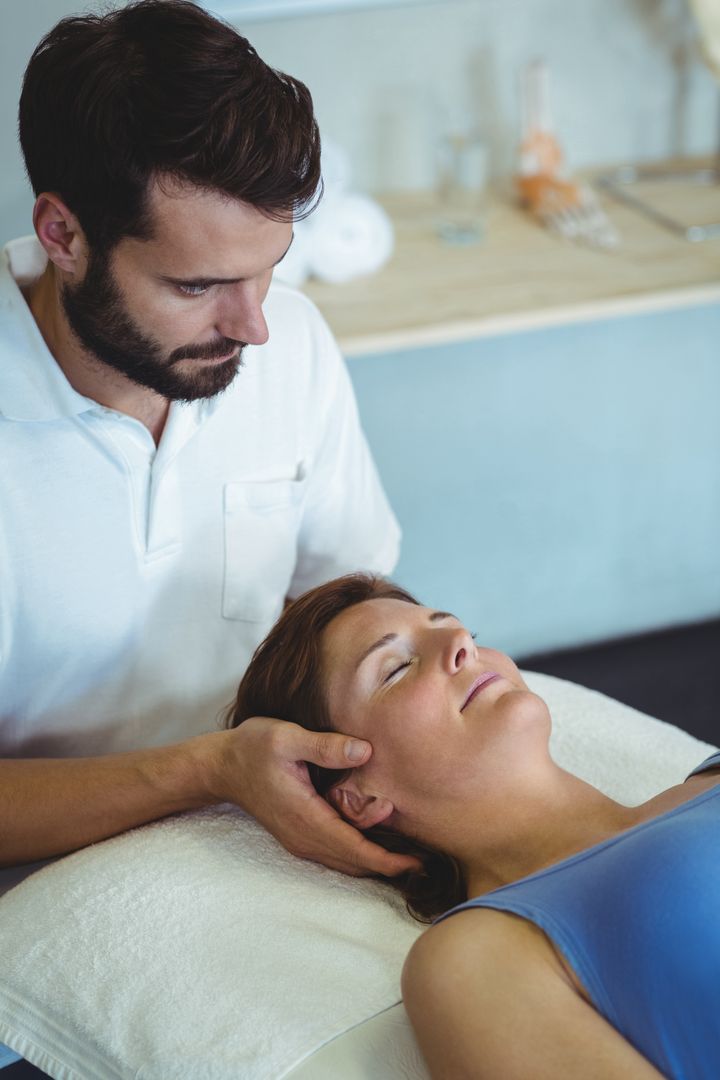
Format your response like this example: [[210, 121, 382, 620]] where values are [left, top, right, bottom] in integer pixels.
[[0, 0, 70, 245], [348, 304, 720, 657]]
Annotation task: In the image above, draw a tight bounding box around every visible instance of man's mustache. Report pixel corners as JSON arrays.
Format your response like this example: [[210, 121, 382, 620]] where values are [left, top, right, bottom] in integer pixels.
[[169, 339, 245, 363]]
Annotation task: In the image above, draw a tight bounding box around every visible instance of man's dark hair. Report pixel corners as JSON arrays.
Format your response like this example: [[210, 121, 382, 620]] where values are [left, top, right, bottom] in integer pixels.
[[18, 0, 322, 252]]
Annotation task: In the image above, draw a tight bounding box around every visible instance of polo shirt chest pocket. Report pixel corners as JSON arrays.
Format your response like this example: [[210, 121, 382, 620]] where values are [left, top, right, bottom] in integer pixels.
[[222, 478, 306, 622]]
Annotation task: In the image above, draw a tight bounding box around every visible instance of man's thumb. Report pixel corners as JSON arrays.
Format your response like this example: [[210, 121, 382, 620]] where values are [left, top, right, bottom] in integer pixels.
[[307, 730, 371, 769], [344, 737, 371, 764]]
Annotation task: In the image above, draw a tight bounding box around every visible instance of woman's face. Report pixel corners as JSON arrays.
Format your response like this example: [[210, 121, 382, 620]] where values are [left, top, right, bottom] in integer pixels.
[[321, 598, 551, 829]]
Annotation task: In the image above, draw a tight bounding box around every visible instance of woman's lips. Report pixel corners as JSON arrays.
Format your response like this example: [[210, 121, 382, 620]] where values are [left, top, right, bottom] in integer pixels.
[[460, 672, 501, 711]]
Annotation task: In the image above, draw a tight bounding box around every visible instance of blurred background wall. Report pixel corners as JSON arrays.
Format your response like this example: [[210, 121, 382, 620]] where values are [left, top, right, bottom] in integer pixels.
[[1, 0, 717, 242]]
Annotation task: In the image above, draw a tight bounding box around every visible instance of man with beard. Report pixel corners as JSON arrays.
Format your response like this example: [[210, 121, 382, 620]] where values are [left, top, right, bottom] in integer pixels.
[[0, 0, 412, 888]]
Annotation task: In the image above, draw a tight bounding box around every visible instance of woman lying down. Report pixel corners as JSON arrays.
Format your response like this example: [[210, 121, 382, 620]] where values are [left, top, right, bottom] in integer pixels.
[[227, 574, 719, 1080]]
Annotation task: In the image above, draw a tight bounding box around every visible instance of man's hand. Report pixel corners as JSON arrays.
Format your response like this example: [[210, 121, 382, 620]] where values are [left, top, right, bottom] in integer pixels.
[[209, 717, 421, 878]]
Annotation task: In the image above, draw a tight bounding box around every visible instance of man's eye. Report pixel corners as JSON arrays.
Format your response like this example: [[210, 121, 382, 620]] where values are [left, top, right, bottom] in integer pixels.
[[384, 659, 412, 683], [178, 283, 211, 296]]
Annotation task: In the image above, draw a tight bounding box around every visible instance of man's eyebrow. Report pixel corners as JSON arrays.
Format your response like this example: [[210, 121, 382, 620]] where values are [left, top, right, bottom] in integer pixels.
[[354, 611, 455, 671], [159, 233, 294, 287]]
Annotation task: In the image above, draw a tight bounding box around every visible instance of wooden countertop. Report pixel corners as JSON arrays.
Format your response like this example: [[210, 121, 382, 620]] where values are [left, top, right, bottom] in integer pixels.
[[302, 162, 720, 356]]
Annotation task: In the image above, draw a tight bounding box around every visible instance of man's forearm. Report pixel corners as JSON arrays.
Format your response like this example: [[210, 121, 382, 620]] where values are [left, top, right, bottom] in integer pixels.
[[0, 734, 224, 867]]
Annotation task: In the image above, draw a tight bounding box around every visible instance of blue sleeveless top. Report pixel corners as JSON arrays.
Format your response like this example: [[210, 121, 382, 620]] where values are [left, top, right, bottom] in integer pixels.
[[437, 752, 720, 1080]]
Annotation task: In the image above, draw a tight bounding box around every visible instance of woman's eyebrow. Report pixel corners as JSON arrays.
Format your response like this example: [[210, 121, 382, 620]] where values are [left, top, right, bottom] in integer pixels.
[[354, 612, 454, 671], [355, 633, 397, 671]]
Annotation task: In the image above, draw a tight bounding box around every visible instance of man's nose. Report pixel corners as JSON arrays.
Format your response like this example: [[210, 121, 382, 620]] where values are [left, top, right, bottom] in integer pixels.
[[215, 282, 269, 346]]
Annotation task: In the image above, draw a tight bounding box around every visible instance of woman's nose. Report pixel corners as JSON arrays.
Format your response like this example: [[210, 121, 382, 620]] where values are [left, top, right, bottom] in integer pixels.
[[444, 628, 475, 673]]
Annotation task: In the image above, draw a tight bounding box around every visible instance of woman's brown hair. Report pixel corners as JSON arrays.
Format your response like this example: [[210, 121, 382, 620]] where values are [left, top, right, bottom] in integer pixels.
[[226, 573, 466, 922], [19, 0, 321, 253]]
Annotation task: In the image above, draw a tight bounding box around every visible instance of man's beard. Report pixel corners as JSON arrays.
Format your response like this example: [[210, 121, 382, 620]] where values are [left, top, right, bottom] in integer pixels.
[[61, 249, 245, 402]]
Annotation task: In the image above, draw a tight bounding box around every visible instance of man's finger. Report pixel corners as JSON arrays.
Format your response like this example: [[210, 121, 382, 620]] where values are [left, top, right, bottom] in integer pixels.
[[253, 721, 422, 877], [343, 829, 424, 879], [293, 798, 423, 879], [354, 842, 424, 879], [292, 727, 372, 770]]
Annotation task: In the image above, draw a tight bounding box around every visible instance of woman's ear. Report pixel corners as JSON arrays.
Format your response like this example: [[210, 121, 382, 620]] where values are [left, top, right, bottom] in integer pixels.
[[328, 782, 394, 830]]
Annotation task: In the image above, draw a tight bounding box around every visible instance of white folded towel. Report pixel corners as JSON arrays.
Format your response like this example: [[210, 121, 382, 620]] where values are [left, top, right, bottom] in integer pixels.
[[0, 807, 420, 1080], [0, 673, 714, 1080], [274, 192, 395, 289], [273, 136, 393, 290], [305, 192, 395, 285]]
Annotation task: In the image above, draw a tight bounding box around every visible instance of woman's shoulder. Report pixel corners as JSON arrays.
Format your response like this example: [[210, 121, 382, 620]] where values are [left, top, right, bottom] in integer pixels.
[[403, 906, 586, 1003], [404, 905, 661, 1080], [405, 907, 562, 980]]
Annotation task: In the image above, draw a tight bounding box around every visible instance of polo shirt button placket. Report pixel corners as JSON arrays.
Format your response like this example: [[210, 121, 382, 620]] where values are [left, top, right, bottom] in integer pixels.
[[145, 462, 181, 561]]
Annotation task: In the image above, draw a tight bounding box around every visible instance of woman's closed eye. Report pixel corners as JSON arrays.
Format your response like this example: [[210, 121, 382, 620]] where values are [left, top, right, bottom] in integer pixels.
[[384, 659, 413, 683]]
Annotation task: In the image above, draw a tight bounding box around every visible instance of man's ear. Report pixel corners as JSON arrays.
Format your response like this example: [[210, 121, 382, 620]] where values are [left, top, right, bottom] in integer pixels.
[[328, 781, 394, 830], [32, 193, 88, 277]]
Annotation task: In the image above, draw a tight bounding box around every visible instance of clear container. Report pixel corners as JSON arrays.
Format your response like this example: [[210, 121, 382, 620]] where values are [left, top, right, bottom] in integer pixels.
[[435, 132, 488, 245]]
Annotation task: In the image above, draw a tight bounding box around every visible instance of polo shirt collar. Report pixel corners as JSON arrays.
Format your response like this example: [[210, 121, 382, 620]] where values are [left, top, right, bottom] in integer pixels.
[[0, 236, 96, 421]]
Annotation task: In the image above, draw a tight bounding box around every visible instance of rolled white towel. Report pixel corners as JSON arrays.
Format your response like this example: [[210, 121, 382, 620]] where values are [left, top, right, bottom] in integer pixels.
[[306, 192, 395, 285]]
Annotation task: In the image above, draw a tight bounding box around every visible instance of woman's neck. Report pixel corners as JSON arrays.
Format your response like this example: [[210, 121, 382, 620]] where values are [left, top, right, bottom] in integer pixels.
[[459, 767, 642, 899]]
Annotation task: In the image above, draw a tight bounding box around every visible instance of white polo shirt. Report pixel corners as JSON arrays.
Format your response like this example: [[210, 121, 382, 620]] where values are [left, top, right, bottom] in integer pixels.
[[0, 237, 400, 757]]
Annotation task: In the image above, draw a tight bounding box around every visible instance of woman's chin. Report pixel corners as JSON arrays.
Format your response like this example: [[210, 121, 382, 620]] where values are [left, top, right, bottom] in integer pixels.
[[495, 687, 552, 733]]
